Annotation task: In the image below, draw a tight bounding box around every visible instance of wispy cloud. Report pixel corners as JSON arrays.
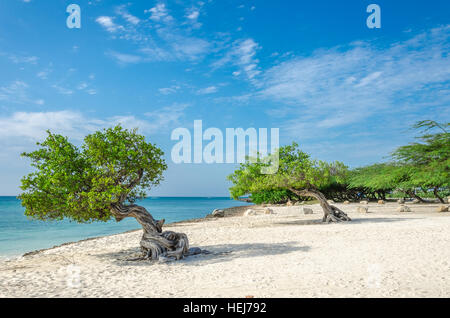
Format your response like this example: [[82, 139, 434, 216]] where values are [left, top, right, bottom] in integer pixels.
[[212, 38, 261, 80], [197, 86, 218, 95], [36, 70, 51, 80], [186, 10, 199, 20], [158, 85, 181, 95], [184, 6, 202, 29], [157, 31, 210, 61], [51, 84, 74, 95], [106, 51, 142, 64], [77, 82, 97, 95], [0, 51, 38, 65], [115, 5, 140, 25], [96, 16, 123, 33], [97, 2, 211, 65], [258, 25, 450, 138], [144, 103, 189, 131], [0, 109, 177, 143], [145, 3, 173, 23], [9, 55, 38, 64], [0, 111, 90, 140], [0, 80, 44, 105]]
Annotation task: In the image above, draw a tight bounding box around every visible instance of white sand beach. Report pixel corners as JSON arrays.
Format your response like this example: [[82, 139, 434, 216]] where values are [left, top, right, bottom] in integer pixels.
[[1, 202, 450, 298]]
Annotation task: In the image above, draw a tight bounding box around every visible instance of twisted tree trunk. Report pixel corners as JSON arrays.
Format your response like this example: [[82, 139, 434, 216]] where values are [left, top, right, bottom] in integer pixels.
[[405, 190, 426, 202], [433, 187, 445, 204], [289, 188, 351, 222], [110, 203, 196, 261]]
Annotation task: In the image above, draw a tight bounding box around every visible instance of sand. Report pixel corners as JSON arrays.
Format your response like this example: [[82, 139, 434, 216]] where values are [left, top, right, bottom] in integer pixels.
[[1, 202, 450, 298]]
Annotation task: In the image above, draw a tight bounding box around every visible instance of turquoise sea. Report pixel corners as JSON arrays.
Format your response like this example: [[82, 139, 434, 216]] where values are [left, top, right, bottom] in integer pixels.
[[0, 196, 251, 258]]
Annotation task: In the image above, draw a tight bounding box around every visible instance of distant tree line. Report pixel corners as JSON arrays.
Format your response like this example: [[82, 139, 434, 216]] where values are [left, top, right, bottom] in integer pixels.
[[228, 120, 450, 208]]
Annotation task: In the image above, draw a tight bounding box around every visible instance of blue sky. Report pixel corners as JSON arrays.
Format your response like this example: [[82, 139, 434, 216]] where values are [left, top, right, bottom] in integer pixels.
[[0, 0, 449, 196]]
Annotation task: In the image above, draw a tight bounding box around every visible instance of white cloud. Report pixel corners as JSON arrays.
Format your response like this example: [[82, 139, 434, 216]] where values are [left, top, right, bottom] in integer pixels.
[[138, 47, 173, 61], [144, 103, 189, 131], [75, 81, 97, 95], [108, 31, 211, 64], [162, 32, 210, 60], [8, 55, 38, 64], [158, 85, 180, 95], [115, 6, 140, 25], [145, 3, 172, 23], [187, 10, 199, 20], [197, 86, 218, 95], [36, 70, 50, 79], [51, 84, 73, 95], [259, 25, 450, 137], [96, 3, 211, 64], [0, 80, 47, 106], [354, 71, 382, 88], [96, 16, 123, 33], [0, 81, 28, 100], [213, 38, 261, 80], [106, 51, 142, 64], [185, 8, 201, 29], [0, 111, 89, 140], [0, 110, 175, 143], [77, 82, 88, 90]]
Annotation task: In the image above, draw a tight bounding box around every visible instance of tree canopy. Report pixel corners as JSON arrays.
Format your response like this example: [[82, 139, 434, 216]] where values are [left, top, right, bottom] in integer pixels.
[[228, 119, 448, 211], [391, 120, 449, 200], [228, 143, 349, 200], [228, 142, 351, 222], [19, 125, 167, 223], [348, 120, 449, 202]]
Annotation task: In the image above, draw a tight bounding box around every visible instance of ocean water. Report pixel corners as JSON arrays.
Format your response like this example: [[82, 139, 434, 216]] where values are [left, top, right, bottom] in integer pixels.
[[0, 196, 251, 258]]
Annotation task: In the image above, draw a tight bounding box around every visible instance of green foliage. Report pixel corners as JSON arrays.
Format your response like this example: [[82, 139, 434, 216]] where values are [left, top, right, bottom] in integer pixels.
[[228, 142, 348, 203], [349, 120, 449, 200], [229, 120, 448, 204], [19, 125, 167, 223], [391, 120, 449, 194], [250, 189, 292, 204], [349, 163, 400, 192]]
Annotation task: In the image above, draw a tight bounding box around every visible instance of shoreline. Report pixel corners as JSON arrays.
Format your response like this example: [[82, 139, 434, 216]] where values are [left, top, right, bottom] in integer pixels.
[[1, 202, 449, 297], [19, 205, 252, 258]]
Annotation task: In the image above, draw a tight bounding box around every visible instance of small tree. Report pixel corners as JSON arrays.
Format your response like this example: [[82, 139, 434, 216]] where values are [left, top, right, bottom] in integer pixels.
[[19, 125, 192, 261], [228, 143, 351, 222]]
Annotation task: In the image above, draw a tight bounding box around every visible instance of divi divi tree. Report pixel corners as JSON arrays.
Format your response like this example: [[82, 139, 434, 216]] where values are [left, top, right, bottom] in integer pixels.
[[19, 125, 193, 261]]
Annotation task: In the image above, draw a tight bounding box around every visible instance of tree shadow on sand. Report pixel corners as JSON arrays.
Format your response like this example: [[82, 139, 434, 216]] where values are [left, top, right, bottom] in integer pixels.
[[181, 241, 310, 266], [273, 216, 417, 227], [97, 241, 310, 266], [350, 217, 420, 224]]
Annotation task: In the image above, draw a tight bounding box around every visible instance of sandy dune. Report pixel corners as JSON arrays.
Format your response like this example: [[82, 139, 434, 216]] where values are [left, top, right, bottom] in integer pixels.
[[1, 202, 449, 298]]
